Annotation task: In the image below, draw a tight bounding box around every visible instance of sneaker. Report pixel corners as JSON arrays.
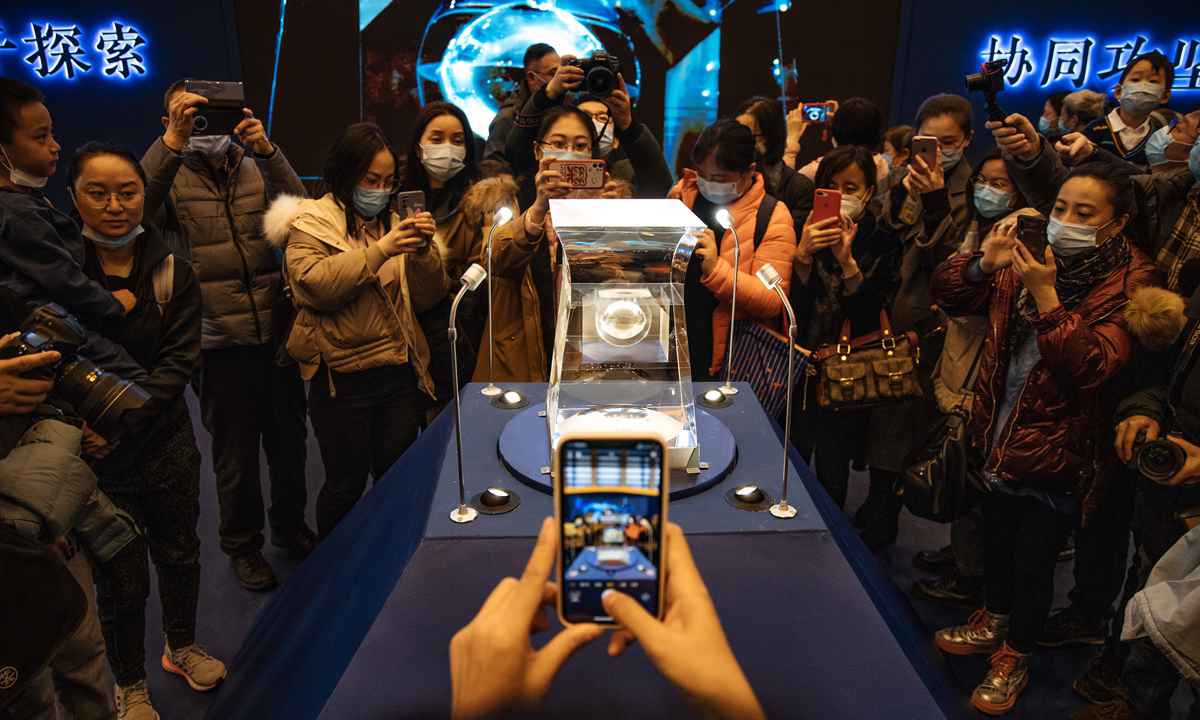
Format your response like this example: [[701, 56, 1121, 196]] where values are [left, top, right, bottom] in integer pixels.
[[272, 524, 318, 559], [231, 551, 278, 592], [1073, 649, 1124, 705], [935, 609, 1009, 656], [1039, 606, 1105, 648], [913, 570, 982, 608], [115, 680, 159, 720], [913, 545, 956, 574], [971, 643, 1030, 716], [162, 642, 228, 692], [1071, 696, 1134, 720]]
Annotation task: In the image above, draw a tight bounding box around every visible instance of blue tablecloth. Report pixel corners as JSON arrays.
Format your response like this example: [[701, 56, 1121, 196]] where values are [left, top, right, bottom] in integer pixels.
[[208, 383, 965, 720]]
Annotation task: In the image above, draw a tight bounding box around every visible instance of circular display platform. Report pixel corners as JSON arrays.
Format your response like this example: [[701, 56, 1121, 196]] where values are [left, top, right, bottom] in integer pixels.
[[497, 403, 737, 500]]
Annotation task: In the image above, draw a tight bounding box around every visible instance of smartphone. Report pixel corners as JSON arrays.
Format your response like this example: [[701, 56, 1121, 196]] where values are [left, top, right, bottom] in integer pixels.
[[555, 430, 668, 626], [183, 80, 245, 137], [801, 102, 832, 123], [1017, 216, 1049, 258], [549, 159, 607, 189], [812, 188, 843, 225], [911, 135, 939, 172], [395, 190, 425, 217]]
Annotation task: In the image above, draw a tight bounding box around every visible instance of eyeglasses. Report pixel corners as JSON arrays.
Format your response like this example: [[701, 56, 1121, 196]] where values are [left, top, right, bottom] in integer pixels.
[[540, 140, 592, 154], [77, 189, 144, 209]]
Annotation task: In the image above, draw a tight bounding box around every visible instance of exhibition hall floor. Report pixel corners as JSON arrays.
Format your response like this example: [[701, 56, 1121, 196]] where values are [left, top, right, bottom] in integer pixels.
[[130, 387, 1189, 719]]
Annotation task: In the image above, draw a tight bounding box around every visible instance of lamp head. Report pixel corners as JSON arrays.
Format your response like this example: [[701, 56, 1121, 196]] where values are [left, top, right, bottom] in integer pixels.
[[755, 264, 782, 289], [461, 263, 487, 291], [715, 208, 733, 230], [492, 205, 514, 225]]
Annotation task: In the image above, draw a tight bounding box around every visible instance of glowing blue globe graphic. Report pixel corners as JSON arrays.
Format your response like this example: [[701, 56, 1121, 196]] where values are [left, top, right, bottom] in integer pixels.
[[435, 2, 604, 138]]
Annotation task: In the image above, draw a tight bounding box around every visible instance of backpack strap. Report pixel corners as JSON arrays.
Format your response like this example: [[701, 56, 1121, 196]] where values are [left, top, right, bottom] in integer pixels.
[[753, 193, 779, 251], [152, 253, 175, 316]]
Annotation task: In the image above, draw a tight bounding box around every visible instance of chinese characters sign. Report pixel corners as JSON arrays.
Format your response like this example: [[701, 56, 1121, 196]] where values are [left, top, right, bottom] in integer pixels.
[[979, 33, 1199, 91], [0, 20, 148, 81]]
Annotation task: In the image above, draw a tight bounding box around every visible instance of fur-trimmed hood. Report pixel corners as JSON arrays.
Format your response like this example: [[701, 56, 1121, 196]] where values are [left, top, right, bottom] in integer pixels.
[[263, 193, 306, 249], [459, 176, 519, 228], [1125, 286, 1188, 352]]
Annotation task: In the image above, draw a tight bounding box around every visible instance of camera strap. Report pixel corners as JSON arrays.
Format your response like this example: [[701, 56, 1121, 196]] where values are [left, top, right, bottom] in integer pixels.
[[152, 254, 175, 316]]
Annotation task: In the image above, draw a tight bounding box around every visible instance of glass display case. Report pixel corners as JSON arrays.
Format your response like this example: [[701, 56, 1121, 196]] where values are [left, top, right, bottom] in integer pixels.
[[546, 199, 706, 471]]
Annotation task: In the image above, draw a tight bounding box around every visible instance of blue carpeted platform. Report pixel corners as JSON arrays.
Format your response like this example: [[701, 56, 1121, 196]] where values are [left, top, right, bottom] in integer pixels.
[[207, 382, 966, 720]]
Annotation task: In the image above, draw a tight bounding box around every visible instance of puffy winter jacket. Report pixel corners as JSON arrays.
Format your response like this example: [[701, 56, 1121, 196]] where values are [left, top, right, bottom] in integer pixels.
[[141, 137, 306, 350], [932, 244, 1160, 520]]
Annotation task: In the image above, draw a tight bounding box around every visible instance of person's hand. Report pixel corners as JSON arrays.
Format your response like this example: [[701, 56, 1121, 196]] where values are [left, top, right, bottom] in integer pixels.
[[797, 213, 842, 265], [905, 150, 944, 194], [785, 106, 809, 148], [979, 220, 1018, 273], [532, 158, 571, 215], [696, 229, 720, 277], [1054, 132, 1095, 165], [112, 289, 137, 315], [0, 333, 58, 415], [1164, 435, 1200, 486], [600, 174, 626, 199], [603, 524, 765, 720], [831, 214, 858, 273], [162, 91, 208, 152], [81, 424, 114, 460], [1012, 241, 1059, 312], [377, 214, 434, 257], [986, 113, 1040, 162], [605, 75, 633, 132], [545, 57, 584, 101], [1115, 415, 1161, 463], [233, 109, 274, 156], [450, 518, 603, 719]]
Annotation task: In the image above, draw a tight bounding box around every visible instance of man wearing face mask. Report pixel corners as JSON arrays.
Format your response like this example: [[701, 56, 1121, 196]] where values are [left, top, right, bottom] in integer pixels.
[[0, 79, 146, 385], [576, 91, 672, 200], [483, 43, 558, 178], [141, 80, 312, 592], [1082, 51, 1179, 169]]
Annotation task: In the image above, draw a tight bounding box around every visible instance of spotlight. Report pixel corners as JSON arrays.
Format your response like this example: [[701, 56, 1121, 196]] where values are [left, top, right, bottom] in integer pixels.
[[471, 486, 522, 515], [698, 387, 731, 408], [490, 388, 528, 410], [725, 483, 773, 511]]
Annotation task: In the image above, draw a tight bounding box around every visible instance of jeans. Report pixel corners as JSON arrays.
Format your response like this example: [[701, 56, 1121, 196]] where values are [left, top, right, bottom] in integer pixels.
[[199, 344, 309, 556], [94, 413, 202, 686], [983, 491, 1073, 653], [308, 363, 425, 538], [1122, 637, 1198, 719]]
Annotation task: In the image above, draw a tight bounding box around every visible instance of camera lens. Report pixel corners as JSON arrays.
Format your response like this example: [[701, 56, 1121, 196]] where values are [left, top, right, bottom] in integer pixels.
[[586, 66, 616, 96], [1135, 439, 1188, 484], [56, 358, 150, 443], [193, 115, 208, 132]]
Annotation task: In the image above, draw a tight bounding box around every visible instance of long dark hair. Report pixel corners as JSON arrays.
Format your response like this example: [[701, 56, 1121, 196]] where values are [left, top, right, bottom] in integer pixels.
[[735, 96, 785, 165], [322, 122, 398, 232], [535, 105, 599, 156], [402, 101, 480, 198]]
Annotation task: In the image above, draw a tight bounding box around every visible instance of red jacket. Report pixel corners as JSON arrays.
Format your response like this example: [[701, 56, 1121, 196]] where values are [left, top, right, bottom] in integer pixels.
[[931, 246, 1160, 520]]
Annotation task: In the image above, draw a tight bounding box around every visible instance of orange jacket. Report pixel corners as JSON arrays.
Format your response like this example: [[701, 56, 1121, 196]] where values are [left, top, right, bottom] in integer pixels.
[[670, 170, 797, 375]]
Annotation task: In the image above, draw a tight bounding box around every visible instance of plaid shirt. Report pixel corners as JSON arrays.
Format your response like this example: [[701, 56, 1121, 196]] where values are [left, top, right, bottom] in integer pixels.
[[1158, 189, 1200, 292]]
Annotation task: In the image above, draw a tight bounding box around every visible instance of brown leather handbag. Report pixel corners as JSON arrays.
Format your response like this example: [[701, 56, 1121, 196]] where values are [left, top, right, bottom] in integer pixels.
[[811, 310, 922, 411]]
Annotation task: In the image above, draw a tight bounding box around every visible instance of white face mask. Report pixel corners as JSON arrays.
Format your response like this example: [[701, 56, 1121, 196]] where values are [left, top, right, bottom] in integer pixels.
[[541, 147, 590, 162], [187, 134, 232, 157], [840, 192, 868, 221], [420, 143, 466, 182], [1119, 80, 1164, 116], [594, 120, 615, 157], [1047, 216, 1117, 257], [0, 144, 49, 188], [697, 176, 741, 206]]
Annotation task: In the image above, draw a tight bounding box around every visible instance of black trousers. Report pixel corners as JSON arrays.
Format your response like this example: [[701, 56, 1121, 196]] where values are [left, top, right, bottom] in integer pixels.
[[199, 344, 309, 557], [94, 412, 202, 686], [1069, 467, 1136, 622], [983, 491, 1074, 653], [790, 395, 869, 510], [308, 363, 424, 538]]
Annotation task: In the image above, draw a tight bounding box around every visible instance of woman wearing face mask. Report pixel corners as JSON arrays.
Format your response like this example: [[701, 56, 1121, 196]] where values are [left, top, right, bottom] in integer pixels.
[[882, 125, 914, 172], [487, 106, 632, 381], [399, 102, 519, 409], [1081, 51, 1179, 168], [669, 118, 797, 381], [575, 90, 673, 199], [930, 160, 1160, 715], [1038, 91, 1069, 142], [736, 96, 816, 233], [788, 146, 902, 514], [68, 143, 227, 719], [265, 122, 448, 538]]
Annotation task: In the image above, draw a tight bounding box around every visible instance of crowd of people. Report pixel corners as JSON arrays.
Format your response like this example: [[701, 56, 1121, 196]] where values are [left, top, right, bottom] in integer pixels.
[[1, 39, 1199, 719]]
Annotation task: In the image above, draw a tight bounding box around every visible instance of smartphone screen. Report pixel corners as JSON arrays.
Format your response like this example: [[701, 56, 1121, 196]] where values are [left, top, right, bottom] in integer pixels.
[[1018, 216, 1049, 258], [812, 188, 842, 225], [802, 103, 829, 123], [557, 438, 666, 624]]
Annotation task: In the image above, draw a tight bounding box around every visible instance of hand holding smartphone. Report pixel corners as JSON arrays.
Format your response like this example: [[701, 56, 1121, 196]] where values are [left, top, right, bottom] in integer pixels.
[[1017, 215, 1048, 259], [910, 135, 939, 173], [811, 188, 843, 225]]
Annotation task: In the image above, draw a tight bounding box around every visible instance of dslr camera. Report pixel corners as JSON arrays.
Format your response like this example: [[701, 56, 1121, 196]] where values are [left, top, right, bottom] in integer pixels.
[[1128, 434, 1188, 484], [965, 59, 1008, 122], [566, 53, 622, 97], [0, 303, 149, 442]]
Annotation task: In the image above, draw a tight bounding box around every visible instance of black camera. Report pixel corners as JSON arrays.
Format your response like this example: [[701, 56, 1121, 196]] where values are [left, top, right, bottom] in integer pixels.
[[0, 304, 149, 442], [1128, 436, 1188, 484], [183, 79, 245, 137], [964, 60, 1008, 122], [567, 53, 622, 97]]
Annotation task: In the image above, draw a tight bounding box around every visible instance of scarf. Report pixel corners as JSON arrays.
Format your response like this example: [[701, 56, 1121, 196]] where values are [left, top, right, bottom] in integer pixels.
[[1157, 190, 1200, 292], [1013, 234, 1131, 338]]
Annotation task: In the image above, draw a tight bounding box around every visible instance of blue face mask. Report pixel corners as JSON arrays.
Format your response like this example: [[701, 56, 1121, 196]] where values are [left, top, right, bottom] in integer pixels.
[[82, 223, 144, 250], [1190, 137, 1200, 182], [1144, 126, 1174, 166], [973, 184, 1012, 219], [353, 186, 391, 218], [882, 152, 894, 168], [1058, 117, 1070, 135], [1038, 115, 1054, 134], [1119, 81, 1164, 117]]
